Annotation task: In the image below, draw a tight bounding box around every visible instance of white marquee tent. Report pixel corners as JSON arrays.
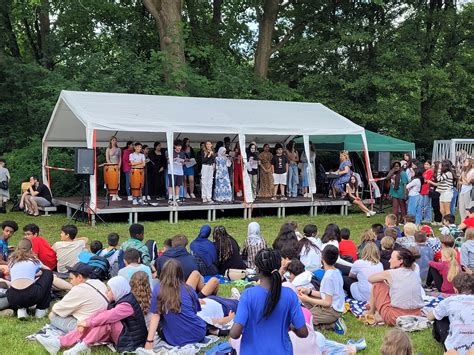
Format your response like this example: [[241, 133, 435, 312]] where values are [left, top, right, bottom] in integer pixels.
[[42, 90, 373, 209]]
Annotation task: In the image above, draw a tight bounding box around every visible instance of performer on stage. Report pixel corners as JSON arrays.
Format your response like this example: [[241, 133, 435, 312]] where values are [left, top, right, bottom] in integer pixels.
[[182, 138, 196, 199], [122, 141, 134, 200], [330, 151, 352, 198], [201, 141, 215, 204], [300, 142, 316, 198], [148, 142, 166, 200], [247, 143, 259, 200], [105, 136, 122, 201], [258, 144, 274, 198], [129, 142, 145, 205], [142, 145, 152, 201], [286, 140, 299, 198], [233, 145, 243, 198], [346, 175, 376, 217]]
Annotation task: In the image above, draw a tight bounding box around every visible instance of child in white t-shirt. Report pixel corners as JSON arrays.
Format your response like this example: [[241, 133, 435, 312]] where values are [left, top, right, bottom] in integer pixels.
[[427, 272, 474, 354], [297, 245, 347, 334], [129, 142, 146, 205]]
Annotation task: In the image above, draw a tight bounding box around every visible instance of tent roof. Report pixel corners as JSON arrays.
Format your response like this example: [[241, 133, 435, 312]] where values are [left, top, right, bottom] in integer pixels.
[[295, 130, 415, 152], [43, 90, 366, 147]]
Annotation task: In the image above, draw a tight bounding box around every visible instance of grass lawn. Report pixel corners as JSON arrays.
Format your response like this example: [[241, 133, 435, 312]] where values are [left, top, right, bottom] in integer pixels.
[[0, 209, 444, 354]]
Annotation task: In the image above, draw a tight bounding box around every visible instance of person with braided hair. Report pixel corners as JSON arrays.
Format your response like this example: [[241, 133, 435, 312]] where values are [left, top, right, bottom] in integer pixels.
[[213, 226, 246, 275], [230, 248, 308, 354]]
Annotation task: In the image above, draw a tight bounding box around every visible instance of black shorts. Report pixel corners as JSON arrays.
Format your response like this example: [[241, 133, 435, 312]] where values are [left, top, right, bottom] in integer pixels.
[[168, 174, 183, 187]]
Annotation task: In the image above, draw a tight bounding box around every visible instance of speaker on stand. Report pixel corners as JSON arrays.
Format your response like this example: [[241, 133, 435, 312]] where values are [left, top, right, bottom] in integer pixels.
[[71, 148, 106, 224]]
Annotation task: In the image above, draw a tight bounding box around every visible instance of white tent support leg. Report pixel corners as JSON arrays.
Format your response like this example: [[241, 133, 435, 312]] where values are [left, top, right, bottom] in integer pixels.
[[86, 127, 97, 212], [166, 132, 175, 203], [42, 141, 49, 187], [361, 131, 374, 208], [303, 135, 316, 199], [238, 134, 254, 204]]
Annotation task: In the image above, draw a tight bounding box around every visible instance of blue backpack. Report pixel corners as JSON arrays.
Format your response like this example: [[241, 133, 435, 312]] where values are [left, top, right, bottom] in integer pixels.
[[88, 255, 110, 281]]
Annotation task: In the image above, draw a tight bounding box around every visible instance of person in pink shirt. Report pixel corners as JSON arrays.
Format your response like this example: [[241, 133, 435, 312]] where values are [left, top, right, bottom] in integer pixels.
[[421, 161, 434, 223], [427, 248, 461, 294], [37, 276, 147, 354], [122, 141, 134, 200]]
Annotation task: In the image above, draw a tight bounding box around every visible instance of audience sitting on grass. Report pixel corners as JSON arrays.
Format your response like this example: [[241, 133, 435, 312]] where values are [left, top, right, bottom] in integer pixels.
[[427, 272, 474, 355], [190, 224, 218, 276], [52, 225, 88, 273], [38, 276, 147, 354], [357, 229, 380, 258], [383, 214, 402, 238], [23, 223, 57, 270], [129, 271, 152, 327], [364, 248, 424, 326], [396, 223, 417, 249], [440, 214, 462, 238], [118, 249, 153, 286], [380, 236, 395, 270], [371, 223, 385, 241], [156, 234, 198, 280], [241, 222, 267, 270], [297, 224, 322, 272], [380, 328, 413, 355], [7, 238, 53, 319], [460, 228, 474, 272], [273, 222, 299, 252], [213, 226, 246, 275], [414, 231, 434, 282], [343, 242, 383, 302], [427, 248, 461, 294], [286, 259, 314, 290], [120, 223, 151, 266], [48, 262, 108, 333], [0, 220, 18, 264], [339, 228, 357, 262], [98, 232, 120, 277]]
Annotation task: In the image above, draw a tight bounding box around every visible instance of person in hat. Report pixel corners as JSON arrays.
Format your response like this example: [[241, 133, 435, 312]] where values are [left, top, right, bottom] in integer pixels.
[[48, 262, 108, 333], [458, 207, 474, 231], [420, 225, 441, 254]]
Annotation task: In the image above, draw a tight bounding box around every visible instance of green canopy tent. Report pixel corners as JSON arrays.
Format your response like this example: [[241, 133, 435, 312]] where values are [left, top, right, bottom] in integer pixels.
[[295, 130, 415, 153]]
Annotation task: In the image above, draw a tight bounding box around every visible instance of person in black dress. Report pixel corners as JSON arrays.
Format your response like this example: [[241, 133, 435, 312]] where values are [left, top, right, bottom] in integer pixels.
[[213, 225, 246, 275], [148, 142, 167, 199]]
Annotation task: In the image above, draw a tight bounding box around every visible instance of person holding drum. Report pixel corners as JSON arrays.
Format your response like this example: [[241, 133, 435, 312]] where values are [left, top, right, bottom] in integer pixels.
[[129, 142, 146, 205], [105, 136, 122, 201]]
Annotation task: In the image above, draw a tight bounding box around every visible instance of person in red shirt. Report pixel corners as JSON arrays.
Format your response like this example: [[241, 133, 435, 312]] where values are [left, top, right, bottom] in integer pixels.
[[23, 223, 57, 270], [121, 141, 134, 200], [338, 228, 357, 262], [458, 207, 474, 230], [433, 234, 460, 263], [421, 161, 434, 223]]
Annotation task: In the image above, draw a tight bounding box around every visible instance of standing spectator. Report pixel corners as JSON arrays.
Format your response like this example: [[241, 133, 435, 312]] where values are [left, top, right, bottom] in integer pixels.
[[406, 169, 424, 225], [121, 141, 134, 200], [430, 160, 454, 218], [0, 159, 10, 213], [421, 161, 433, 223], [23, 224, 57, 270], [23, 176, 53, 216], [458, 158, 474, 221], [430, 161, 443, 225], [387, 161, 409, 224]]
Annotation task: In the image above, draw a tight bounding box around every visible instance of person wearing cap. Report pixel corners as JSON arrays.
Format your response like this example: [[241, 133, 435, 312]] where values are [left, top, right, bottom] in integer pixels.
[[458, 207, 474, 231], [49, 262, 108, 333], [420, 225, 441, 254]]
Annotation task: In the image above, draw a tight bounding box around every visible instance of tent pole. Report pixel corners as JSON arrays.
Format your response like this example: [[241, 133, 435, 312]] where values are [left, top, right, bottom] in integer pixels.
[[166, 132, 175, 204], [41, 141, 49, 187], [303, 135, 316, 198], [361, 131, 374, 208]]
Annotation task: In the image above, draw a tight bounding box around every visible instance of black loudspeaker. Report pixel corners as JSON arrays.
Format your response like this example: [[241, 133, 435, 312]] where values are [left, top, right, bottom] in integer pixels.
[[374, 152, 391, 172], [74, 148, 95, 175]]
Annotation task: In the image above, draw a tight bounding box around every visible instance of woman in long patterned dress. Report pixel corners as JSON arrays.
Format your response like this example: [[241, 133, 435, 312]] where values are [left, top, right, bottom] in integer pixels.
[[258, 144, 274, 198], [214, 147, 233, 202]]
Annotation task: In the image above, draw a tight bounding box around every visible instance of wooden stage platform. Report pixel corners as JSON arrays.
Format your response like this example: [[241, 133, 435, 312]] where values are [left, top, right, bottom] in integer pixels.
[[54, 196, 352, 225]]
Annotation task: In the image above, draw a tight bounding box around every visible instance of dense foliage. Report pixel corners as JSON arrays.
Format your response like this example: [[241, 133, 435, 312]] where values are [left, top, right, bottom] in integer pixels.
[[0, 0, 472, 194]]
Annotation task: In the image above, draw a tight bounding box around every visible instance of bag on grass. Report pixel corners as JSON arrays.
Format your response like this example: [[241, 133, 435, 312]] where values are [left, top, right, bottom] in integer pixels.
[[225, 269, 247, 281]]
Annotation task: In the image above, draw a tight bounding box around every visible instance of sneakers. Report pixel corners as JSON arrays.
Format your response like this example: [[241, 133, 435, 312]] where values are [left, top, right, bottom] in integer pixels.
[[280, 196, 288, 200], [202, 198, 208, 203], [190, 193, 196, 198], [36, 335, 60, 355], [127, 195, 133, 201], [271, 196, 277, 201], [17, 308, 28, 320], [63, 341, 90, 355], [35, 308, 48, 319], [132, 199, 138, 205], [111, 195, 117, 201], [236, 191, 243, 197], [369, 210, 377, 216], [185, 193, 191, 199], [347, 338, 367, 351], [115, 195, 122, 201], [146, 195, 151, 201], [334, 317, 347, 335], [231, 287, 241, 300], [168, 199, 174, 205]]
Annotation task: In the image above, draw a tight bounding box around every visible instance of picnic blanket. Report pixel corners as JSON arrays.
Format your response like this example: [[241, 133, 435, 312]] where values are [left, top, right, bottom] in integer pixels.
[[29, 324, 219, 354], [346, 295, 445, 317]]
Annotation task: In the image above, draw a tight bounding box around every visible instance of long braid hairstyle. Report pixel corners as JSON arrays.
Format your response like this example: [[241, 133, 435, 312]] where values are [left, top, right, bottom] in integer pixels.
[[213, 226, 234, 263], [255, 248, 282, 318]]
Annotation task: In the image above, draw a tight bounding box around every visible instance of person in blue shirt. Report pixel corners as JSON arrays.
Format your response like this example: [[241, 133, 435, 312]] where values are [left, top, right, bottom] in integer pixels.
[[145, 259, 206, 348], [230, 248, 308, 354], [0, 220, 18, 264]]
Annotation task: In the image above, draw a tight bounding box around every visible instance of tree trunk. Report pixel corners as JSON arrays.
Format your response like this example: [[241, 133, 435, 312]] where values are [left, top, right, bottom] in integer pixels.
[[143, 0, 186, 87], [254, 0, 280, 79], [0, 0, 21, 58]]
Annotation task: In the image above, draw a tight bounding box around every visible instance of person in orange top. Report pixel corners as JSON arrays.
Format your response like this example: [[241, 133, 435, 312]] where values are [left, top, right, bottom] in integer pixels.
[[338, 228, 357, 262], [23, 223, 57, 270]]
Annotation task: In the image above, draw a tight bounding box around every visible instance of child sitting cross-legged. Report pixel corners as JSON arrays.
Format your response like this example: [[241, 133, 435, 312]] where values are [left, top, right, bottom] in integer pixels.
[[427, 248, 461, 294], [37, 276, 147, 354], [427, 272, 474, 354], [297, 245, 347, 334], [287, 259, 314, 290]]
